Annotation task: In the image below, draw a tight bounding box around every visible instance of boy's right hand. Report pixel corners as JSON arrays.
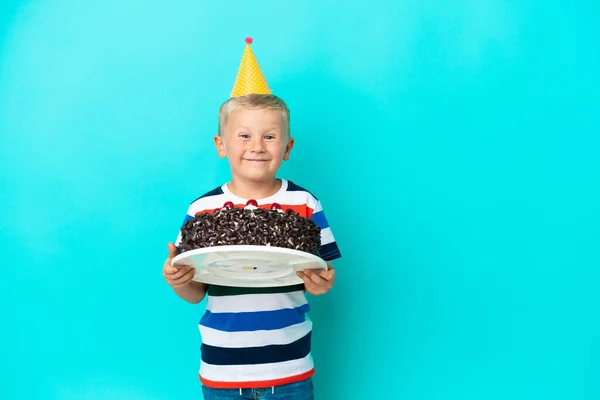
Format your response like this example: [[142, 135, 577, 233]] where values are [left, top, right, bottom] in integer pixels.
[[163, 243, 196, 288]]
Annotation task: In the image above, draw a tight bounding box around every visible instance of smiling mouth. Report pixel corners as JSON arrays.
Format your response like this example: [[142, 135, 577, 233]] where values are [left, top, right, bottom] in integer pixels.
[[244, 159, 269, 162]]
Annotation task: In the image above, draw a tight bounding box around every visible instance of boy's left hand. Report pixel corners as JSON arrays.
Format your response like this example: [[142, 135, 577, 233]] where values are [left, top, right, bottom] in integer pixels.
[[297, 263, 335, 295]]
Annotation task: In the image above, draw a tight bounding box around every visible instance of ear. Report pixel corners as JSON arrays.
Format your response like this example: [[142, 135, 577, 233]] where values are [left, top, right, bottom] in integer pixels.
[[214, 135, 227, 158], [283, 137, 295, 161]]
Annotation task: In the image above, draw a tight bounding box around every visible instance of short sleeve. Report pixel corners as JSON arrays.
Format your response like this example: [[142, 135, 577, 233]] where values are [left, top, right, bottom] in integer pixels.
[[310, 200, 342, 261]]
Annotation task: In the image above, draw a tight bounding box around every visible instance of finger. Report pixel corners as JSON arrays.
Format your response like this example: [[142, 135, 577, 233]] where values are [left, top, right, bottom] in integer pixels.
[[304, 279, 325, 295], [297, 272, 325, 295], [167, 265, 191, 280], [170, 268, 196, 286], [296, 272, 313, 288], [319, 269, 336, 282], [304, 269, 327, 285], [164, 264, 183, 276], [298, 270, 326, 286]]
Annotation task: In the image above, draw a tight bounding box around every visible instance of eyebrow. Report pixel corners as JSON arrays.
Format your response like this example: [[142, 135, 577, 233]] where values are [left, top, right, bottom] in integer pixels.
[[263, 127, 281, 133], [234, 126, 281, 133]]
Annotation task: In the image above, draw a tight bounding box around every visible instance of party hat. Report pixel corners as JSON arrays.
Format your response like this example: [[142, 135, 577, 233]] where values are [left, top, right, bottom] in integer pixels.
[[230, 37, 271, 97]]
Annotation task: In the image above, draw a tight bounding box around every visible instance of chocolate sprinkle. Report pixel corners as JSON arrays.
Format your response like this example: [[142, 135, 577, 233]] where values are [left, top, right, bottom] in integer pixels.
[[179, 207, 321, 255]]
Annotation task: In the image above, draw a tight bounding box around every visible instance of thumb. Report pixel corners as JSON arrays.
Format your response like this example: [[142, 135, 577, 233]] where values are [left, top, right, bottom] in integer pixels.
[[167, 242, 179, 259]]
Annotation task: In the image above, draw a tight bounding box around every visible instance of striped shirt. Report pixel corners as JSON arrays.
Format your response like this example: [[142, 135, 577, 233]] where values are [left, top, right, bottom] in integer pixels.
[[174, 179, 342, 388]]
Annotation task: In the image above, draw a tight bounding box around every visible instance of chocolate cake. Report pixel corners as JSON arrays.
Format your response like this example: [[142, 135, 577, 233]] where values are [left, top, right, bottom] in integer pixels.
[[179, 200, 321, 256]]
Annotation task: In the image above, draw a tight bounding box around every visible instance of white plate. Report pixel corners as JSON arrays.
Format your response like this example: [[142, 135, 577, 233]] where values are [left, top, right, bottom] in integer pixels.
[[171, 245, 327, 287]]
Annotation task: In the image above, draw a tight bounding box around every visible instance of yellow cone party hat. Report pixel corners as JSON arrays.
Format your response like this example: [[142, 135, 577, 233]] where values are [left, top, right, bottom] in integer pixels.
[[230, 37, 271, 97]]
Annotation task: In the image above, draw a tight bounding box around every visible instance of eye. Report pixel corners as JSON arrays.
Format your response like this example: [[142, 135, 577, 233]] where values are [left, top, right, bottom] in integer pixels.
[[239, 133, 250, 139], [264, 134, 276, 140]]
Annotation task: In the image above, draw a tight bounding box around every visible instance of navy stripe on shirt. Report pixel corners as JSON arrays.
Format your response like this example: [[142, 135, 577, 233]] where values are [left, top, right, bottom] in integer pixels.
[[201, 332, 311, 366], [286, 181, 319, 200], [320, 242, 341, 261], [190, 186, 224, 204]]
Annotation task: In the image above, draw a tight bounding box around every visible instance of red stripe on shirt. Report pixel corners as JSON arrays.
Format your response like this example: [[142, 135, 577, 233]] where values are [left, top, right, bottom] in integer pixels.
[[199, 368, 314, 389]]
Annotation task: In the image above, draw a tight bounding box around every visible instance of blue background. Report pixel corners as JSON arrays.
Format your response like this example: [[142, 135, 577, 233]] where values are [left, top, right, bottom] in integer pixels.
[[1, 1, 599, 399]]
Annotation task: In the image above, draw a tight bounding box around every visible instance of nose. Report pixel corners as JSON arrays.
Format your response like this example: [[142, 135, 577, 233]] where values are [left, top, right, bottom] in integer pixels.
[[249, 137, 265, 153]]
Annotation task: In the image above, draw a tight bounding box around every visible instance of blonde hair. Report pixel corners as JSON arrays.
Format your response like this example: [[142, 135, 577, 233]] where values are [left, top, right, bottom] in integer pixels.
[[218, 94, 290, 137]]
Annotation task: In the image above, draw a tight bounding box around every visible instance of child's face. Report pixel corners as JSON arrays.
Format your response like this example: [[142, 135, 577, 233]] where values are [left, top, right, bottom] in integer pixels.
[[214, 107, 294, 184]]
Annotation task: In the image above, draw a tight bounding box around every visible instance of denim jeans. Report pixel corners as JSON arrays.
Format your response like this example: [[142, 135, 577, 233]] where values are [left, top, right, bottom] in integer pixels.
[[201, 378, 314, 400]]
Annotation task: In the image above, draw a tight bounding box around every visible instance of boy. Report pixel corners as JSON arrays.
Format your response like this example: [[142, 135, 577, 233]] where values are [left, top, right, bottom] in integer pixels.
[[162, 40, 341, 399]]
